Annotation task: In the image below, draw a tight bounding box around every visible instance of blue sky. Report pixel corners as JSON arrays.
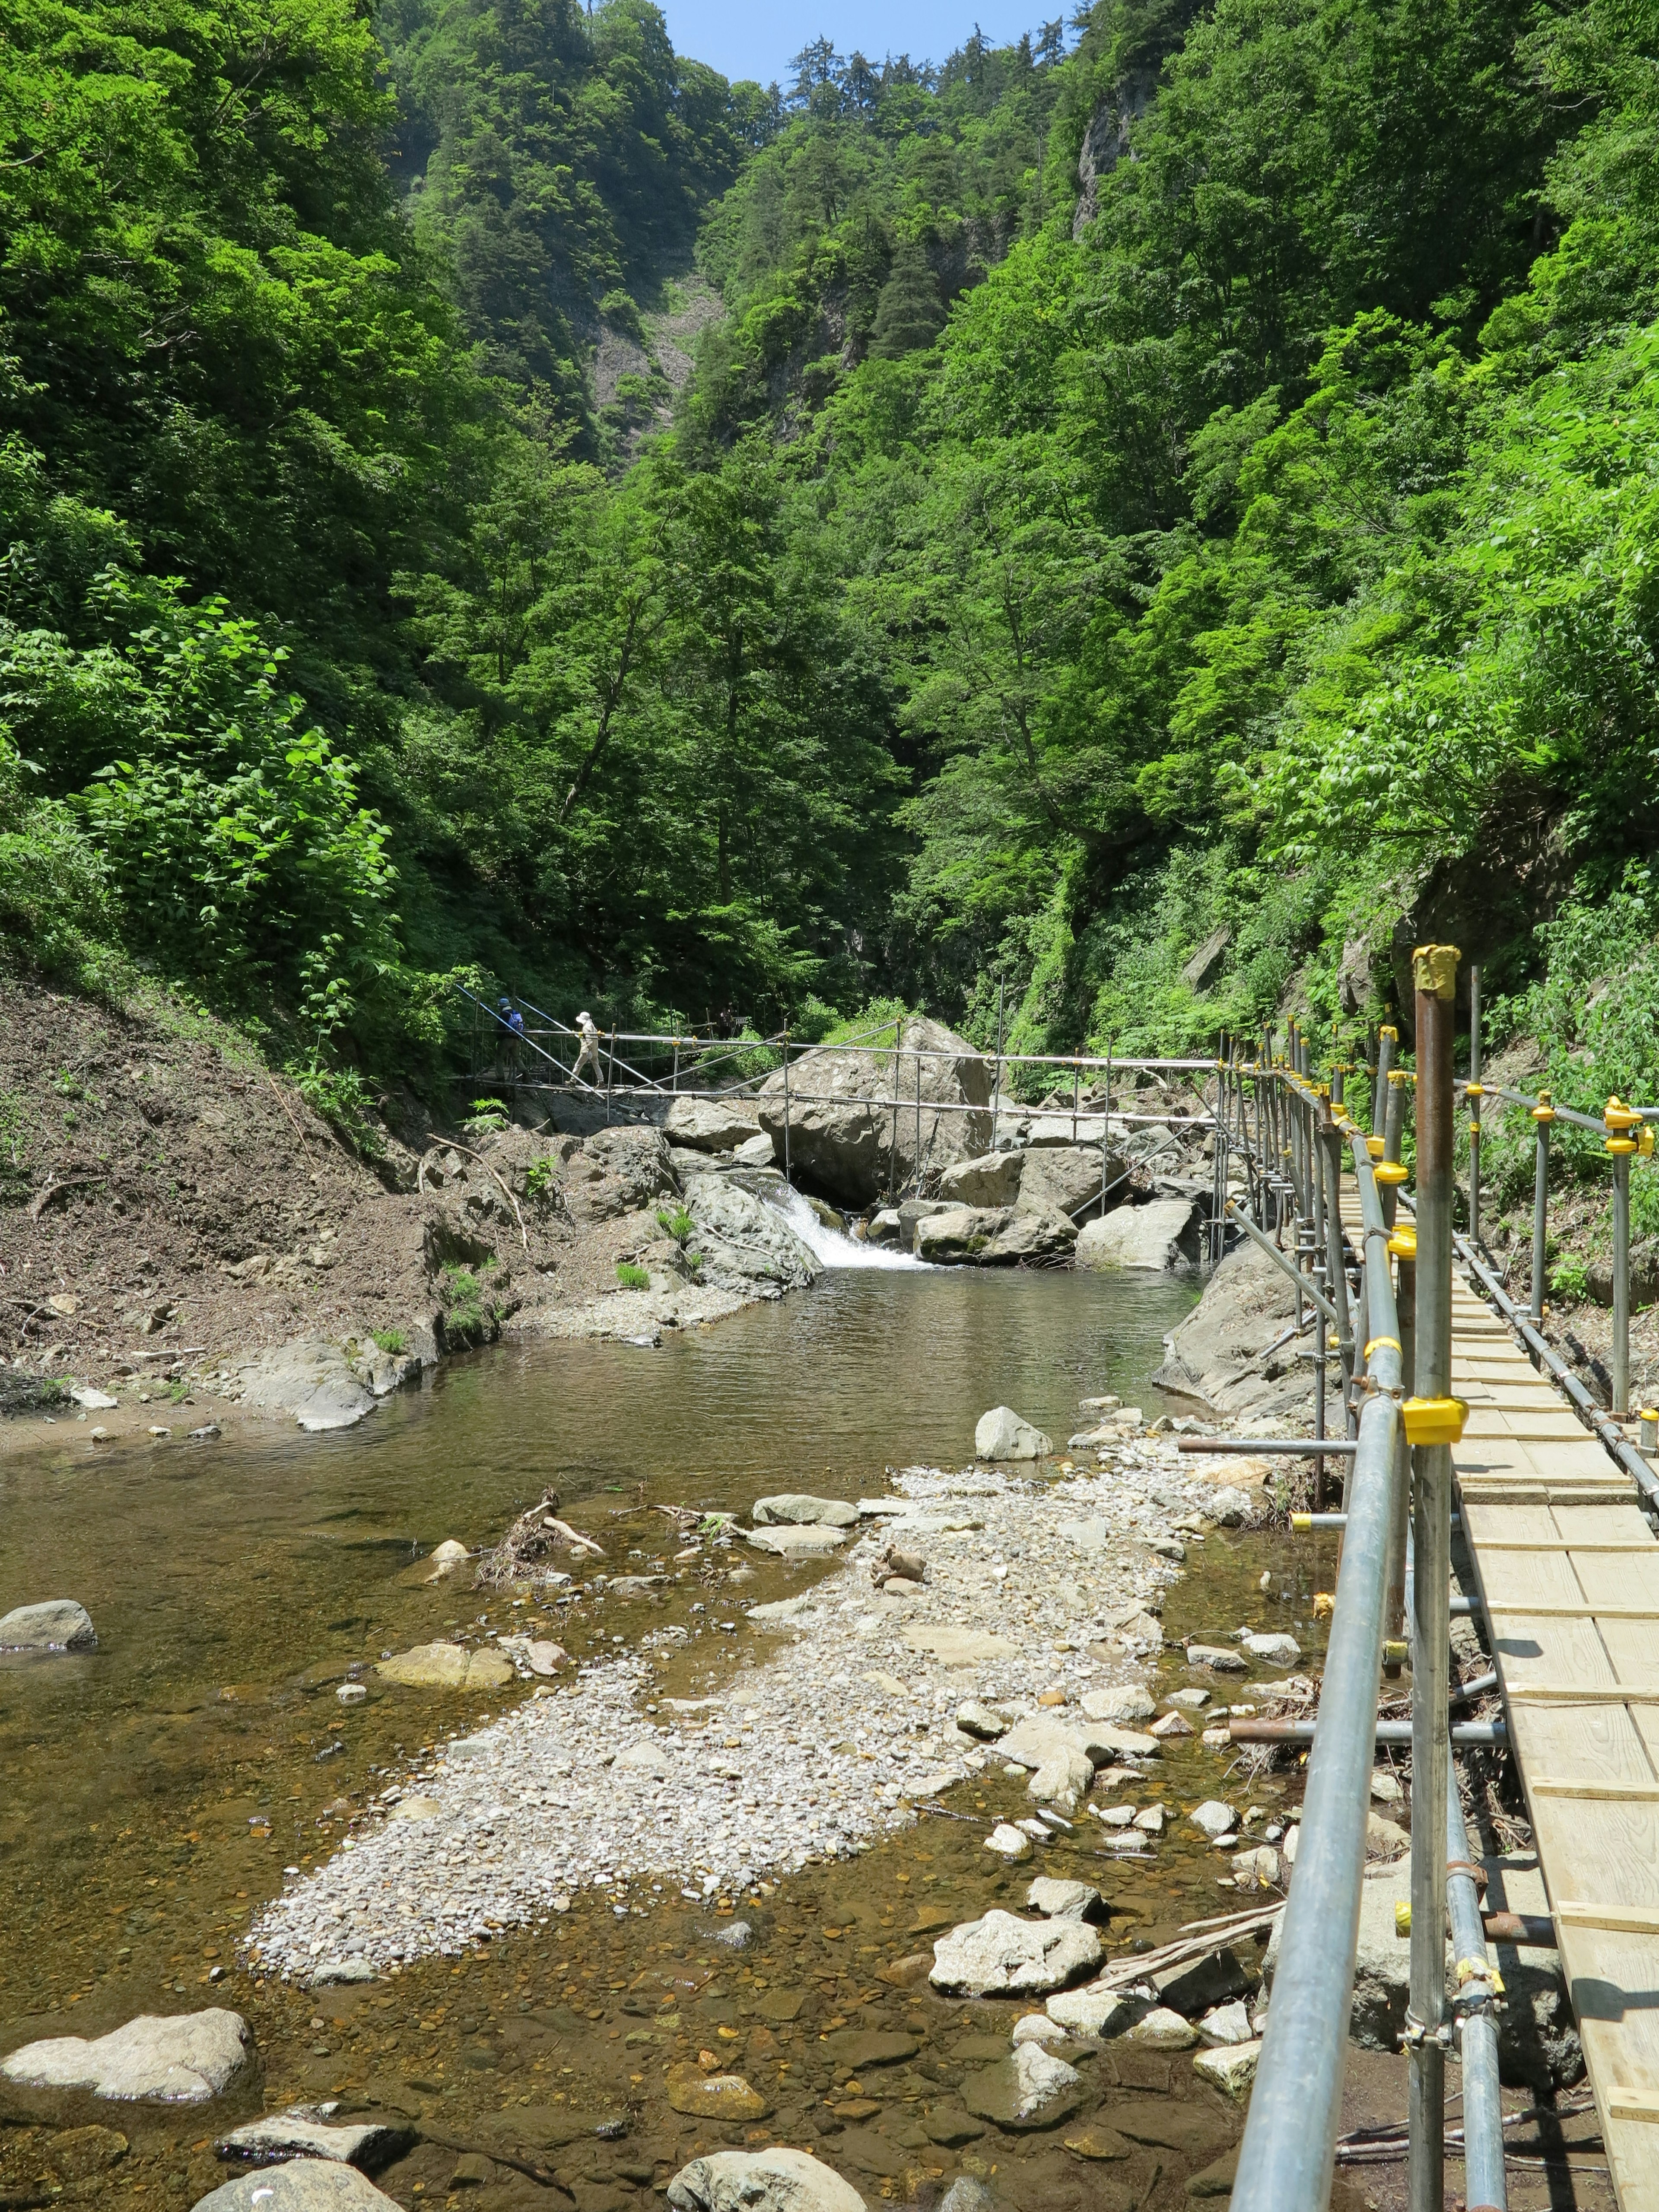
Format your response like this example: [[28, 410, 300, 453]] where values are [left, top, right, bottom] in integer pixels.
[[657, 0, 1033, 89]]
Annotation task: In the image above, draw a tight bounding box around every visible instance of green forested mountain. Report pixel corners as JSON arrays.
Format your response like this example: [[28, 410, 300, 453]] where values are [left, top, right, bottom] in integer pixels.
[[7, 0, 1659, 1134]]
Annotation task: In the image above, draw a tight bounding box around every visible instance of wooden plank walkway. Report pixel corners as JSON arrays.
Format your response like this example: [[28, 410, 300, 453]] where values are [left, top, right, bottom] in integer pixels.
[[1331, 1192, 1659, 2201], [1450, 1281, 1659, 2209]]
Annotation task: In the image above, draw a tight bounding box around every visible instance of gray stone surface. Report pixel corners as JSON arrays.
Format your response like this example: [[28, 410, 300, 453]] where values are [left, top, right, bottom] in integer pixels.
[[562, 1125, 680, 1224], [1045, 1986, 1145, 2037], [1026, 1877, 1104, 1922], [1016, 1145, 1124, 1224], [755, 1016, 991, 1207], [237, 1340, 375, 1432], [1152, 1239, 1309, 1420], [974, 1407, 1052, 1461], [2, 2010, 249, 2103], [960, 2040, 1084, 2128], [1075, 1201, 1200, 1273], [0, 1599, 96, 1651], [192, 2165, 400, 2210], [745, 1525, 848, 1557], [664, 1098, 759, 1154], [915, 1205, 1076, 1267], [930, 1910, 1101, 1996], [939, 1153, 1022, 1208], [1189, 1801, 1236, 1839], [667, 2146, 867, 2212], [751, 1494, 859, 1528], [1080, 1684, 1155, 1725], [214, 2112, 411, 2168], [1241, 1631, 1300, 1664], [685, 1179, 820, 1297]]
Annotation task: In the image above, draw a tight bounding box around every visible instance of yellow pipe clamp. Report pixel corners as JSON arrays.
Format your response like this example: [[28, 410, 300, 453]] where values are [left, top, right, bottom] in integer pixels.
[[1402, 1395, 1469, 1446]]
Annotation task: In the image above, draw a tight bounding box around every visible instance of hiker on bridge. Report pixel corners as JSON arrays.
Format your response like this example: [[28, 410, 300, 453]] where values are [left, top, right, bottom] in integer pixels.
[[570, 1009, 602, 1088], [497, 996, 526, 1078]]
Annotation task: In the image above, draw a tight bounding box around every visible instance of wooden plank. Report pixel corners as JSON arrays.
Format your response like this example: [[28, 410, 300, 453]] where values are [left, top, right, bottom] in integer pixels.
[[1469, 1539, 1657, 1552], [1560, 1902, 1659, 1931], [1487, 1602, 1659, 1619], [1507, 1684, 1659, 1703], [1532, 1781, 1659, 1802]]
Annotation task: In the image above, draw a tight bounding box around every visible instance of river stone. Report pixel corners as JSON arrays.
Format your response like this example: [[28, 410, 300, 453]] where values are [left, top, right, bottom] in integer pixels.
[[667, 2147, 866, 2212], [192, 2166, 400, 2209], [664, 2063, 769, 2120], [751, 1495, 859, 1528], [215, 2112, 412, 2168], [955, 1700, 1008, 1739], [917, 1205, 1077, 1265], [745, 1525, 848, 1556], [1189, 1801, 1236, 1840], [68, 1386, 120, 1410], [1075, 1201, 1200, 1273], [755, 1016, 992, 1207], [1207, 1486, 1255, 1526], [903, 1626, 1017, 1666], [386, 1795, 442, 1821], [1058, 1516, 1111, 1551], [1241, 1631, 1301, 1664], [960, 2041, 1084, 2129], [2, 2010, 249, 2102], [1198, 2002, 1253, 2048], [939, 1152, 1022, 1208], [1123, 2006, 1197, 2049], [1011, 2012, 1073, 2049], [375, 1643, 513, 1691], [428, 1540, 469, 1567], [0, 1600, 96, 1651], [1017, 1145, 1124, 1223], [1080, 1684, 1154, 1725], [1001, 1714, 1159, 1770], [1155, 1947, 1254, 2016], [685, 1179, 820, 1296], [823, 2029, 918, 2069], [664, 1098, 759, 1154], [1026, 1878, 1104, 1923], [930, 1910, 1101, 1996], [1186, 1643, 1246, 1673], [746, 1595, 817, 1624], [1193, 2040, 1261, 2098], [1045, 1986, 1145, 2038], [984, 1824, 1034, 1862], [974, 1407, 1052, 1461]]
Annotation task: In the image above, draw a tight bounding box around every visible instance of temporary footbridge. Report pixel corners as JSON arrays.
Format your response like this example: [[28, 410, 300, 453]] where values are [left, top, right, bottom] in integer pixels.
[[1210, 949, 1659, 2212]]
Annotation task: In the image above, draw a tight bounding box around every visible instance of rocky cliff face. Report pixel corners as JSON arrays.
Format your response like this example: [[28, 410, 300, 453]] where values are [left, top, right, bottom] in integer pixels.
[[1072, 72, 1157, 238]]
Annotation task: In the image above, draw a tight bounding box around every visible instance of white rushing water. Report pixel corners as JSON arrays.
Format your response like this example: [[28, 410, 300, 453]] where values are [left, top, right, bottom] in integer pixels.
[[770, 1183, 928, 1270]]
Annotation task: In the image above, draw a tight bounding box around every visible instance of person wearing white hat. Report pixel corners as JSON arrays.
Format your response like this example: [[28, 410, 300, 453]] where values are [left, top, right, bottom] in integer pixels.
[[570, 1009, 602, 1087]]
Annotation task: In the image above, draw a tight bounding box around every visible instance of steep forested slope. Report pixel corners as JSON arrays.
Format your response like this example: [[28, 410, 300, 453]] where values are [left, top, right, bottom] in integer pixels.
[[8, 0, 1659, 1158]]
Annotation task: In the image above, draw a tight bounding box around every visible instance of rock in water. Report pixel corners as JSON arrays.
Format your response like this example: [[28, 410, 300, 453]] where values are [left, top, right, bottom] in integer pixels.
[[236, 1339, 376, 1431], [192, 2165, 401, 2209], [954, 1700, 1008, 1739], [214, 2112, 412, 2168], [983, 1824, 1034, 1862], [750, 1494, 859, 1527], [745, 1526, 848, 1557], [1075, 1201, 1201, 1273], [1, 2010, 249, 2102], [1123, 2007, 1198, 2049], [930, 1910, 1101, 1996], [915, 1205, 1077, 1266], [1242, 1631, 1300, 1663], [684, 1179, 820, 1295], [1081, 1684, 1154, 1725], [974, 1407, 1052, 1461], [667, 2147, 866, 2212], [938, 1152, 1023, 1208], [1046, 1986, 1144, 2037], [1193, 2040, 1261, 2098], [755, 1015, 992, 1207], [664, 1098, 760, 1154], [960, 2040, 1084, 2128], [0, 1600, 96, 1651], [1016, 1145, 1125, 1224], [1189, 1801, 1237, 1840], [664, 2063, 770, 2120], [1026, 1877, 1105, 1923], [374, 1643, 514, 1690]]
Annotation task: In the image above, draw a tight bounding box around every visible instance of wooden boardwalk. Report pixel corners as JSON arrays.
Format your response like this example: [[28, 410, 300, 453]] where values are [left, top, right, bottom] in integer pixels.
[[1450, 1278, 1659, 2209]]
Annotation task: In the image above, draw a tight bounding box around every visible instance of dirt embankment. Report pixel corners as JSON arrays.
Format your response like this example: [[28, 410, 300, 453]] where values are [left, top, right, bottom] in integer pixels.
[[0, 979, 801, 1446]]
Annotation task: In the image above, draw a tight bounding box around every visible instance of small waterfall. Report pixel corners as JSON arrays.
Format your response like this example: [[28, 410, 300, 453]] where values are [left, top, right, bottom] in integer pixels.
[[768, 1184, 928, 1270]]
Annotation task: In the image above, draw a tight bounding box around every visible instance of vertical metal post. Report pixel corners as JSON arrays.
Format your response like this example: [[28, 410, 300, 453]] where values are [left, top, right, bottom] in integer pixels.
[[1446, 1744, 1508, 2211], [1468, 963, 1483, 1249], [991, 986, 1005, 1155], [1322, 1112, 1356, 1443], [605, 1021, 615, 1125], [1387, 1240, 1414, 1670], [1530, 1095, 1553, 1322], [915, 1043, 924, 1186], [889, 1017, 903, 1201], [1374, 1024, 1396, 1136], [1071, 1055, 1080, 1145], [1100, 1040, 1112, 1224], [782, 1030, 792, 1189], [1409, 940, 1459, 2212], [672, 1038, 680, 1095], [1613, 1144, 1632, 1418], [1310, 1092, 1329, 1500]]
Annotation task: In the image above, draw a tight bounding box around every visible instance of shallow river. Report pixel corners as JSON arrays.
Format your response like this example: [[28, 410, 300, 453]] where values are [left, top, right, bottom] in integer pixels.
[[0, 1265, 1333, 2210]]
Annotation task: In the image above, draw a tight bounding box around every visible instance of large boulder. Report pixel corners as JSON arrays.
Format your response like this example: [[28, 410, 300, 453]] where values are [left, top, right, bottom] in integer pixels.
[[685, 1179, 820, 1297], [1153, 1239, 1306, 1420], [1075, 1199, 1201, 1273], [193, 2166, 400, 2210], [561, 1126, 679, 1225], [1, 2010, 250, 2103], [667, 2147, 865, 2212], [939, 1152, 1022, 1208], [755, 1017, 991, 1207], [915, 1206, 1076, 1266], [1016, 1145, 1123, 1224], [664, 1097, 759, 1154], [375, 1642, 514, 1690], [930, 1910, 1101, 1996], [237, 1340, 374, 1432], [0, 1600, 96, 1652]]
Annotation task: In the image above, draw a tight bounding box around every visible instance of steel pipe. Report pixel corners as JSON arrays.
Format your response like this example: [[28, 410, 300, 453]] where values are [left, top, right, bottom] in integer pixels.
[[1613, 1145, 1631, 1418], [1446, 1742, 1507, 2210], [1530, 1099, 1552, 1323], [1228, 1717, 1507, 1747], [1468, 963, 1483, 1249], [1231, 1139, 1404, 2212], [1411, 943, 1459, 2212], [1179, 1437, 1357, 1456]]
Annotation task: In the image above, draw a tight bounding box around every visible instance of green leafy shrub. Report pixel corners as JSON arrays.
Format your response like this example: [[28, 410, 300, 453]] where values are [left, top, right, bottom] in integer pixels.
[[656, 1205, 696, 1243], [525, 1156, 558, 1202], [616, 1261, 651, 1290], [465, 1098, 510, 1135], [372, 1327, 407, 1354], [1549, 1254, 1591, 1302]]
